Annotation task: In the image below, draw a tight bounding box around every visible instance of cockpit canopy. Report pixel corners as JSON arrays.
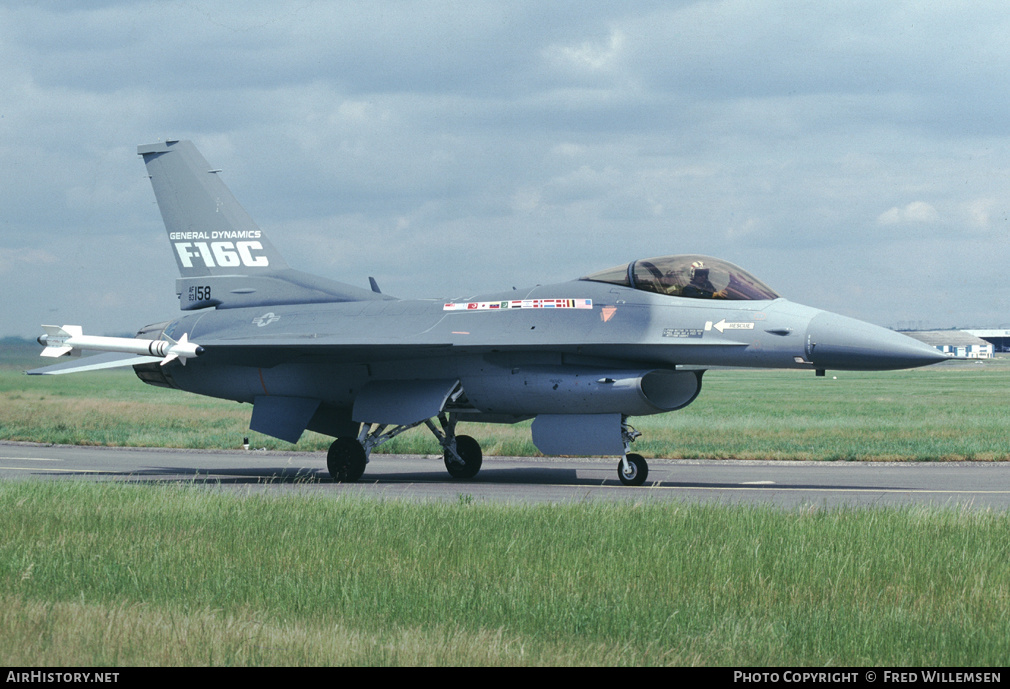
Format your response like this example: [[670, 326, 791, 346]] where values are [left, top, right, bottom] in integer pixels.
[[580, 254, 780, 301]]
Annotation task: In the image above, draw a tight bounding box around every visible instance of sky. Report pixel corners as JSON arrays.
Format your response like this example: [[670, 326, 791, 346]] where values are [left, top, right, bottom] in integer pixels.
[[2, 1, 1009, 338]]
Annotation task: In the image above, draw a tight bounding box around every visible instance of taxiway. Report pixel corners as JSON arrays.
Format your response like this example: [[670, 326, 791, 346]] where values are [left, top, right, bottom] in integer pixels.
[[3, 442, 1009, 509]]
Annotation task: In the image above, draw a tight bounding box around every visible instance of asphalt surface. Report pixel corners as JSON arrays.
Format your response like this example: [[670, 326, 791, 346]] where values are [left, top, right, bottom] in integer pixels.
[[3, 441, 1010, 509]]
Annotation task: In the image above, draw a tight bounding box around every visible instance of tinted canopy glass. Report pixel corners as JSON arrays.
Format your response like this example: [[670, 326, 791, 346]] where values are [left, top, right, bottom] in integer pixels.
[[581, 255, 780, 301]]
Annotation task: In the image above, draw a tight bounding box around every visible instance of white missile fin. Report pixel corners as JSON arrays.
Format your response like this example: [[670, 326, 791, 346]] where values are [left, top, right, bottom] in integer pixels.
[[42, 324, 69, 340], [40, 345, 74, 358], [40, 325, 80, 357], [160, 333, 198, 365]]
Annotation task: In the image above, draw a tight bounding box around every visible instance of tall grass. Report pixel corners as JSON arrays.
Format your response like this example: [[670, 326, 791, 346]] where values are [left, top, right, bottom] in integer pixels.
[[2, 480, 1010, 665]]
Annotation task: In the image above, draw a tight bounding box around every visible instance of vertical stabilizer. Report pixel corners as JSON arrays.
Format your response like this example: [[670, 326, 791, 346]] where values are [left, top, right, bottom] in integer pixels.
[[138, 140, 390, 309], [138, 140, 289, 278]]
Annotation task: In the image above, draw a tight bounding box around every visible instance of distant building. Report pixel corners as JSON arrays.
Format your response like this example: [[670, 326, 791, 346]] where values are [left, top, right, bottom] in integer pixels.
[[901, 331, 995, 359], [962, 329, 1010, 353]]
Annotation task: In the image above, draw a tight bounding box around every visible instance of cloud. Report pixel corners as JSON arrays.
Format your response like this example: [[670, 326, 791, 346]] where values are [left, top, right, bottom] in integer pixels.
[[545, 28, 626, 71], [876, 202, 940, 226], [0, 247, 58, 275]]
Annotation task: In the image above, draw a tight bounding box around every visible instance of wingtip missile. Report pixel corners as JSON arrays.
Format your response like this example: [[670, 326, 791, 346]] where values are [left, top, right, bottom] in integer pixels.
[[36, 325, 204, 366]]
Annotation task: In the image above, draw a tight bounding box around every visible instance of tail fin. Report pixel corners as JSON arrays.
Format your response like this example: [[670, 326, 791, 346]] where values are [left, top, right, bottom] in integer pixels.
[[138, 140, 389, 309], [138, 140, 289, 277]]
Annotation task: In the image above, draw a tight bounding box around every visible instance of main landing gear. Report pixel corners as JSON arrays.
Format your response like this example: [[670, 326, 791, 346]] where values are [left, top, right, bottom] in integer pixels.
[[431, 415, 483, 479], [326, 437, 367, 483], [325, 412, 482, 483]]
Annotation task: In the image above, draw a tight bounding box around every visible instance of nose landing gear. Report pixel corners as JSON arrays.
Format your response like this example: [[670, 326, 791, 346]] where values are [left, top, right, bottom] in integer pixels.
[[617, 418, 648, 486]]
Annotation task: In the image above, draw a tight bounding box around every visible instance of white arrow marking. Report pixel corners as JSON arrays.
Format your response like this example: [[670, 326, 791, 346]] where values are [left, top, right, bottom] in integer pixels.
[[709, 319, 755, 333]]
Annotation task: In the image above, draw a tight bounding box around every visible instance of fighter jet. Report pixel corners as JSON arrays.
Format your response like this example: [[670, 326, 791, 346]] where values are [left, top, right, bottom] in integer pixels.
[[29, 140, 949, 485]]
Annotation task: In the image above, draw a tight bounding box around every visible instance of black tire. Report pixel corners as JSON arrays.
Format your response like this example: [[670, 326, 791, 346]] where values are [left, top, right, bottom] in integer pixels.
[[444, 434, 483, 479], [617, 453, 648, 486], [327, 437, 367, 482]]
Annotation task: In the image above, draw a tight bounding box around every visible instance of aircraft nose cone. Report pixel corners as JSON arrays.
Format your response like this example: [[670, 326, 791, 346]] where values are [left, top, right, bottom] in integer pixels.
[[806, 312, 950, 371]]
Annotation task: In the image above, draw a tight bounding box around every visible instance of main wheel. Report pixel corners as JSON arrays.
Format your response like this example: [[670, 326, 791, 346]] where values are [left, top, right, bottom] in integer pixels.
[[327, 437, 367, 482], [618, 453, 648, 486], [444, 434, 482, 479]]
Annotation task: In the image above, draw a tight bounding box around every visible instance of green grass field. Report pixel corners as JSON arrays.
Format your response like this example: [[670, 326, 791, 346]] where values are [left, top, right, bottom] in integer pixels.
[[3, 481, 1010, 666], [4, 338, 1009, 461]]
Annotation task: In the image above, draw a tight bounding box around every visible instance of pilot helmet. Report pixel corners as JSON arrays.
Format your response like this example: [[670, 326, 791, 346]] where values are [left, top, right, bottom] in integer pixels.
[[690, 260, 708, 281]]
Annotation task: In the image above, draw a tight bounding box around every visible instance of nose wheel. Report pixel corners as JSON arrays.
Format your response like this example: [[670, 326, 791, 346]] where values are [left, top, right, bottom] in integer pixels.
[[618, 453, 648, 486]]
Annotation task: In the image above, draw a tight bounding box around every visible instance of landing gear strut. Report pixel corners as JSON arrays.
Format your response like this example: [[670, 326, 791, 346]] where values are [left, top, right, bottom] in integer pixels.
[[324, 411, 482, 482]]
